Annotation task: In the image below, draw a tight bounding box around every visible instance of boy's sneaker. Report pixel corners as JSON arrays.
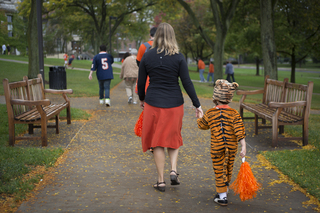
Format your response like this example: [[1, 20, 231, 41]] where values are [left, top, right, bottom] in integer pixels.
[[105, 98, 111, 107], [132, 101, 137, 105], [99, 99, 104, 105], [128, 96, 133, 104], [214, 194, 228, 206]]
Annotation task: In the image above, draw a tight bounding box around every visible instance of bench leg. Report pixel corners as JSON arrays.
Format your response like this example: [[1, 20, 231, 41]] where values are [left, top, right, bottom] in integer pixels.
[[240, 106, 244, 119], [303, 124, 308, 146], [254, 114, 258, 135], [41, 118, 48, 147], [28, 124, 34, 134], [272, 116, 279, 148], [67, 106, 71, 124], [279, 125, 284, 134], [8, 121, 15, 146], [55, 115, 59, 134]]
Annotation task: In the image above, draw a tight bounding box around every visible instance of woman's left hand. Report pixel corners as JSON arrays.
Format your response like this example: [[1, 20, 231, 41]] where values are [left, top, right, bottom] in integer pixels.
[[195, 107, 203, 118]]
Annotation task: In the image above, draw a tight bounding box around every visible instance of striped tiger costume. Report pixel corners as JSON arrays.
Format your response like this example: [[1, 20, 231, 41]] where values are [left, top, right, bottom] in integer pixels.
[[197, 106, 246, 193], [197, 79, 245, 194]]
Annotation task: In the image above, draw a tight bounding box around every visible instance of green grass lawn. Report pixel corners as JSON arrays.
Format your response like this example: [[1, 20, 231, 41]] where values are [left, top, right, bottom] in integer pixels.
[[0, 59, 123, 97], [262, 114, 320, 200], [0, 54, 93, 70]]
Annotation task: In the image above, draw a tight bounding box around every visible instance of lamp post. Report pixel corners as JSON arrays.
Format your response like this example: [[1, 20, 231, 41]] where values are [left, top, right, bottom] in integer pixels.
[[109, 16, 117, 55]]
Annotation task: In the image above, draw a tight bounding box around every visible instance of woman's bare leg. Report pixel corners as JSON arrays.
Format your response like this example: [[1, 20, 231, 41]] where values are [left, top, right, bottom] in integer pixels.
[[168, 148, 179, 173], [153, 147, 165, 183]]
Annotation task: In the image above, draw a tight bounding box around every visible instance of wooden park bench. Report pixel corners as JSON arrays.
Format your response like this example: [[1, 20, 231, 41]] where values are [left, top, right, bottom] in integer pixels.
[[3, 74, 73, 147], [236, 76, 313, 147]]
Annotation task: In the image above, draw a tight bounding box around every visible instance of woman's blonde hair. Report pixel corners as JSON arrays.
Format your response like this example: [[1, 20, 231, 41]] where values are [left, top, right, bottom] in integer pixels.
[[152, 23, 179, 56]]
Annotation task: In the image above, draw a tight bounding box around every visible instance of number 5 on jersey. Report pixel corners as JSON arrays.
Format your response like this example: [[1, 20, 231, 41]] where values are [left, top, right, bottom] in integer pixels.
[[101, 58, 108, 70]]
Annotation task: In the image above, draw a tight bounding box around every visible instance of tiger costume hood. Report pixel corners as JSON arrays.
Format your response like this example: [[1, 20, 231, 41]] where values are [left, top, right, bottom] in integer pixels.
[[212, 79, 239, 104]]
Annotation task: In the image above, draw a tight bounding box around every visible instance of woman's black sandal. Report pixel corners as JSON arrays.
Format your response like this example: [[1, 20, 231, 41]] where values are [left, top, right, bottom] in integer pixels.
[[170, 170, 180, 185], [153, 181, 166, 192]]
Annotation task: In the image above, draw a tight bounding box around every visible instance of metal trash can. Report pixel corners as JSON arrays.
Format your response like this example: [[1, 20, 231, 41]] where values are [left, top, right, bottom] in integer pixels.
[[49, 66, 67, 89]]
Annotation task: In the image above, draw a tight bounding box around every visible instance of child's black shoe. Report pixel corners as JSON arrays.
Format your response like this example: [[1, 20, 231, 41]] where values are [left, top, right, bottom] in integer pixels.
[[214, 193, 228, 206]]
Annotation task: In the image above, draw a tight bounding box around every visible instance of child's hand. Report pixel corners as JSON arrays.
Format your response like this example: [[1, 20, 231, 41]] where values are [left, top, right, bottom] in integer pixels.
[[195, 107, 203, 118], [240, 147, 246, 158]]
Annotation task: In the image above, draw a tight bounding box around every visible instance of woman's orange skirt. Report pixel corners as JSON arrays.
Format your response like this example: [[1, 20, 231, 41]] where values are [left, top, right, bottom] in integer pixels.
[[141, 103, 184, 152]]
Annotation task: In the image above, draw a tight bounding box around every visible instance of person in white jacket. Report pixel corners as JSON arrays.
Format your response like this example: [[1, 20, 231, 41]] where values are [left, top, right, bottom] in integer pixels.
[[120, 49, 139, 104], [2, 44, 6, 55]]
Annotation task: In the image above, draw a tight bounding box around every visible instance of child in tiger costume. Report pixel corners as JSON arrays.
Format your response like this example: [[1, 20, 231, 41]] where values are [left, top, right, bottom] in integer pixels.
[[197, 79, 246, 206]]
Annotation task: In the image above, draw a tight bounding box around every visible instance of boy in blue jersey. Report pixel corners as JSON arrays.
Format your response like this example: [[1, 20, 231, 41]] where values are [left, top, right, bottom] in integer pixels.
[[88, 45, 114, 107]]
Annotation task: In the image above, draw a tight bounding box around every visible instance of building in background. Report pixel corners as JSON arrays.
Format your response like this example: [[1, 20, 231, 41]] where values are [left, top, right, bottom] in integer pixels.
[[0, 0, 17, 37]]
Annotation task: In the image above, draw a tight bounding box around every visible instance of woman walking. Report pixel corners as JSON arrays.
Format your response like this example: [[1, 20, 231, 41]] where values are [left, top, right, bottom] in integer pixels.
[[138, 23, 203, 192]]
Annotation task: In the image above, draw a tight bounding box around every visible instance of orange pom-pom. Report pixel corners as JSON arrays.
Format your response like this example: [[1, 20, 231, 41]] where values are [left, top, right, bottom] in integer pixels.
[[230, 160, 261, 201], [134, 111, 144, 137]]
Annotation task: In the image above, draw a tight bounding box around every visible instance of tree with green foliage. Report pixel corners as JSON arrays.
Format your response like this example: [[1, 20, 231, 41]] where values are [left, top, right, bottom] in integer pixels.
[[167, 1, 214, 65], [17, 0, 157, 77], [177, 0, 239, 80], [115, 10, 154, 53], [0, 10, 8, 46], [44, 0, 156, 55], [225, 0, 262, 75], [275, 0, 320, 83], [10, 14, 28, 56]]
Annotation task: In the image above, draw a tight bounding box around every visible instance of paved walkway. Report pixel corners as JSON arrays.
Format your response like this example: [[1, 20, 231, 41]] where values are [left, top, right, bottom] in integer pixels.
[[13, 81, 318, 212]]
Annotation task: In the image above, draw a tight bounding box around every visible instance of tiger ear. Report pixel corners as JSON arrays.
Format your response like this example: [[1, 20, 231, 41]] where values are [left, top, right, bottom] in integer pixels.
[[232, 82, 239, 89], [215, 79, 222, 86]]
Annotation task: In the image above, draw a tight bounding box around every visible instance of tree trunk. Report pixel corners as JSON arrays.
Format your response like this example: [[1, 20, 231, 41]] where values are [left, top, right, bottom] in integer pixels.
[[27, 0, 39, 78], [256, 57, 260, 76], [260, 0, 278, 80], [210, 0, 239, 79], [290, 53, 296, 83], [214, 30, 225, 80]]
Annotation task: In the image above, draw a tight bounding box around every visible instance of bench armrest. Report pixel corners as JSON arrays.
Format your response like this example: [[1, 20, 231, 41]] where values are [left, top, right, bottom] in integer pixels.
[[268, 101, 306, 108], [236, 89, 264, 95], [11, 99, 51, 107], [44, 89, 73, 94]]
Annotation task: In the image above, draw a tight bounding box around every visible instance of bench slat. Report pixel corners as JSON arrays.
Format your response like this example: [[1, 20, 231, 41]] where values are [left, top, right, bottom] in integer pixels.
[[14, 103, 68, 122], [242, 103, 303, 123]]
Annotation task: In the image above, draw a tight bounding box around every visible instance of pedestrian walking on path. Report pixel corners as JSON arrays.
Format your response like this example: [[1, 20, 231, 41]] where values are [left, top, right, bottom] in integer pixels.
[[138, 23, 203, 192], [135, 26, 157, 95], [120, 50, 139, 104], [136, 27, 157, 67], [2, 44, 6, 55], [197, 79, 246, 206], [68, 54, 75, 69], [6, 44, 11, 55], [63, 52, 68, 67], [198, 58, 206, 82], [207, 61, 214, 83], [225, 61, 235, 83], [88, 44, 114, 107]]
